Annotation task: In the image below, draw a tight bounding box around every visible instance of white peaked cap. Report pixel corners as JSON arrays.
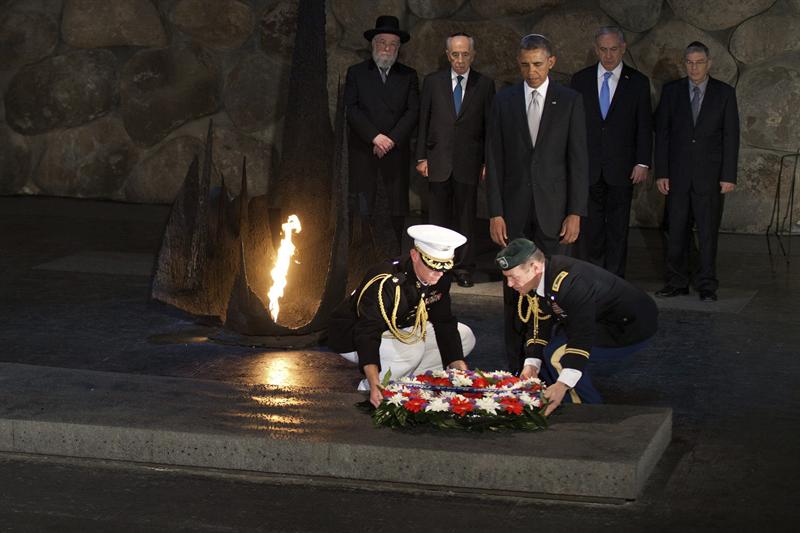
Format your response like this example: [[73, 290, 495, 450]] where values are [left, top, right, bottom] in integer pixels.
[[407, 224, 467, 259]]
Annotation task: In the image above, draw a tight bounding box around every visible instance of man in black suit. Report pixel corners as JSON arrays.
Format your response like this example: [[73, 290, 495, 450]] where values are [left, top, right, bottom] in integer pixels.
[[655, 41, 740, 301], [571, 26, 652, 278], [344, 16, 419, 247], [485, 33, 588, 372], [416, 32, 496, 288]]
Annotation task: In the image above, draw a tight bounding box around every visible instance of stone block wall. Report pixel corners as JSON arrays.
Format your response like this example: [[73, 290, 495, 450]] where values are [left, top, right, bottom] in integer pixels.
[[1, 0, 799, 233]]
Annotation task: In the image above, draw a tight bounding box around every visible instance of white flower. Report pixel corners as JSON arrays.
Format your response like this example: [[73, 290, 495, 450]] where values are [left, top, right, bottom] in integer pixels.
[[387, 394, 404, 406], [425, 397, 450, 413], [475, 396, 501, 415], [519, 392, 541, 408], [431, 369, 448, 378], [439, 391, 457, 399], [419, 389, 434, 400], [451, 373, 473, 387], [453, 393, 469, 402]]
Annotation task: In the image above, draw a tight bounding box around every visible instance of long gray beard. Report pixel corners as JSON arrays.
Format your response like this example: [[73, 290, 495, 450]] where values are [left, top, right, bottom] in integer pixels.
[[372, 51, 397, 70]]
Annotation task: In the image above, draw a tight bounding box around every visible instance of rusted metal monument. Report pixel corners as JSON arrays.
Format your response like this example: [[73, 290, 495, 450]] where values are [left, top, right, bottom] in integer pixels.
[[151, 0, 394, 343]]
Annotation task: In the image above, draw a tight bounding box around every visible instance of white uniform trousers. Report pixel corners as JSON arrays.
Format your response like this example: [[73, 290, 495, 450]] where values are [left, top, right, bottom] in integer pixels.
[[339, 322, 476, 390]]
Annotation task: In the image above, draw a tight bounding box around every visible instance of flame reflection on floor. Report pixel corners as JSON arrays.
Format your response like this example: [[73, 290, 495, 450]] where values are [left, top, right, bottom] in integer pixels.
[[255, 355, 302, 388]]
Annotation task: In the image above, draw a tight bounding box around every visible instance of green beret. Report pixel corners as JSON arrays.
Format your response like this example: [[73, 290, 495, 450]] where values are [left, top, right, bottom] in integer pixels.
[[495, 238, 537, 270]]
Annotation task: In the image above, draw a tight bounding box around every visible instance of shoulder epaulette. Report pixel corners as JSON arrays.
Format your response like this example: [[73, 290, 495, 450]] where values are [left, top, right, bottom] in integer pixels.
[[552, 271, 568, 293]]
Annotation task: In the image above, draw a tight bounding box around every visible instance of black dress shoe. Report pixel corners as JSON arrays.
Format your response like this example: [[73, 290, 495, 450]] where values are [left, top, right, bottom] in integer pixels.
[[655, 285, 689, 298], [455, 271, 474, 288], [699, 289, 718, 301]]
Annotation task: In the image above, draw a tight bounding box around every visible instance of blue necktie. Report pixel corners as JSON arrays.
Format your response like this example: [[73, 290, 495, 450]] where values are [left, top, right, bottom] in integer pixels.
[[453, 75, 463, 115], [600, 71, 612, 119]]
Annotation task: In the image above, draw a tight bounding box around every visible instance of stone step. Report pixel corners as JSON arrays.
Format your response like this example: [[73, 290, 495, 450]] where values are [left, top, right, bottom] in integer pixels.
[[0, 362, 671, 502]]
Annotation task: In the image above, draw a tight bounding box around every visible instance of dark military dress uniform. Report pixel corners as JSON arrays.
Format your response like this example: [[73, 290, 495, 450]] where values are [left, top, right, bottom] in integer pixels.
[[328, 258, 465, 375], [518, 255, 658, 403]]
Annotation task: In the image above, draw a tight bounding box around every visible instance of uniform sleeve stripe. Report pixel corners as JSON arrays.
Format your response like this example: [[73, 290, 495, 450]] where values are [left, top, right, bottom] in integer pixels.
[[564, 348, 590, 358]]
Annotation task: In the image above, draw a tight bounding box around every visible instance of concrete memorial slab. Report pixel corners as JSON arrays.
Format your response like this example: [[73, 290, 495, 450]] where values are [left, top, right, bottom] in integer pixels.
[[0, 363, 671, 502]]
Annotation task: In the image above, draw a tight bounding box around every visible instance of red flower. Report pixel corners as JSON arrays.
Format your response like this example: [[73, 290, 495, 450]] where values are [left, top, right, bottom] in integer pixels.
[[450, 397, 474, 416], [500, 397, 523, 415], [416, 374, 435, 383], [463, 392, 483, 399], [495, 377, 520, 388], [382, 389, 395, 398], [431, 377, 452, 387], [403, 396, 427, 413], [471, 377, 488, 388]]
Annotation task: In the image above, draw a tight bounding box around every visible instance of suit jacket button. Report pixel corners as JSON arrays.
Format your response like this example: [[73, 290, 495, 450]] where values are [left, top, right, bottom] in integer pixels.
[[691, 139, 696, 143]]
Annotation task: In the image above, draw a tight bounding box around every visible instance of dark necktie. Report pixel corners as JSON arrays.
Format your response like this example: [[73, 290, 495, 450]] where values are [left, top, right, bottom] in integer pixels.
[[453, 75, 464, 114], [380, 68, 388, 84], [691, 85, 701, 125]]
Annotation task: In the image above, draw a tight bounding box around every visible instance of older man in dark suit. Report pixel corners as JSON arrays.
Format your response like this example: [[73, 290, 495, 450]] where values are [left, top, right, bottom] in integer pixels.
[[655, 41, 740, 301], [416, 32, 495, 288], [485, 33, 589, 372], [344, 15, 419, 247], [571, 26, 652, 278]]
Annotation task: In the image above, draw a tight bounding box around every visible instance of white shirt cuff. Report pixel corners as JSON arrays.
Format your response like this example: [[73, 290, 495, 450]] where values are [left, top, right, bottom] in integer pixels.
[[522, 358, 542, 371], [636, 163, 649, 168], [557, 368, 583, 388]]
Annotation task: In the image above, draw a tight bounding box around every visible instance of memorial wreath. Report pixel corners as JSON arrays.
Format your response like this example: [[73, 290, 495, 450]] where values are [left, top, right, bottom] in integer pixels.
[[360, 369, 548, 431]]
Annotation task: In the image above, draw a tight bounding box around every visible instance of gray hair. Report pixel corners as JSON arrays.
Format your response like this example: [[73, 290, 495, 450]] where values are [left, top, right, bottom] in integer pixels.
[[595, 26, 625, 44], [446, 32, 475, 51], [520, 34, 553, 56], [684, 41, 710, 59]]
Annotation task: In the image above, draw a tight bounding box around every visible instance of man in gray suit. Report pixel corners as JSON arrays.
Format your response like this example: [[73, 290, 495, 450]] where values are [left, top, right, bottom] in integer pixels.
[[654, 41, 739, 302], [416, 32, 496, 288], [485, 33, 589, 372]]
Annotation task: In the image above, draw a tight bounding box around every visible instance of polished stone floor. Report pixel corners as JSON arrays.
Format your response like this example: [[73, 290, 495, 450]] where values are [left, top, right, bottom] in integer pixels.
[[0, 196, 798, 531]]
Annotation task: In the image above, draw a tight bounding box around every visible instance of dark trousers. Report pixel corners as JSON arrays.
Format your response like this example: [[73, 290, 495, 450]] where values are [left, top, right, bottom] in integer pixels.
[[503, 202, 563, 373], [665, 189, 723, 291], [579, 177, 633, 278], [350, 156, 410, 247], [538, 333, 652, 404], [428, 177, 477, 270]]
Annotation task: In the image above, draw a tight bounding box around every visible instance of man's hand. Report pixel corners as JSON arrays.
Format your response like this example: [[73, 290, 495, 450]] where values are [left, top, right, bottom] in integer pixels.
[[520, 364, 539, 380], [372, 133, 395, 156], [656, 178, 670, 195], [720, 181, 735, 194], [369, 383, 384, 408], [489, 216, 508, 247], [630, 165, 649, 184], [559, 214, 580, 244], [416, 160, 429, 177], [373, 145, 387, 158], [543, 381, 569, 416], [363, 364, 383, 407], [448, 359, 468, 371]]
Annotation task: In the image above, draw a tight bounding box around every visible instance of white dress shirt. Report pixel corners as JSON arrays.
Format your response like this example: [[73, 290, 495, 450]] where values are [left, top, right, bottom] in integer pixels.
[[451, 69, 470, 91], [523, 76, 549, 120], [596, 61, 623, 102]]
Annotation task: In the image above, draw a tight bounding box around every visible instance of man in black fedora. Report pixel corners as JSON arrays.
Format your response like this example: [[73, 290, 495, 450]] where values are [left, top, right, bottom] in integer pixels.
[[344, 15, 419, 249]]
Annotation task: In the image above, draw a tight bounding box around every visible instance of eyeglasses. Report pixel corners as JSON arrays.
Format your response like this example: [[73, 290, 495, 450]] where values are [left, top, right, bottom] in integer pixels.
[[375, 39, 400, 50], [685, 60, 708, 67]]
